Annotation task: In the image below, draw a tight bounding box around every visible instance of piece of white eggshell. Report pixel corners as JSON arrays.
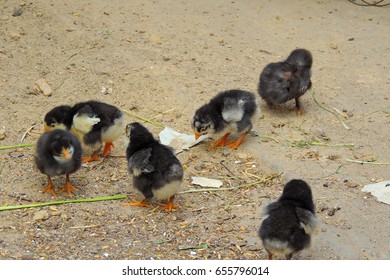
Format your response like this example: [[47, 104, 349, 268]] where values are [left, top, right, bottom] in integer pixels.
[[159, 127, 210, 154], [191, 176, 223, 188]]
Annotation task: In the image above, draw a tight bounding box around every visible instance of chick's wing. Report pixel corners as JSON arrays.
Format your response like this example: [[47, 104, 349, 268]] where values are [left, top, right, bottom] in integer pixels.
[[128, 147, 155, 175]]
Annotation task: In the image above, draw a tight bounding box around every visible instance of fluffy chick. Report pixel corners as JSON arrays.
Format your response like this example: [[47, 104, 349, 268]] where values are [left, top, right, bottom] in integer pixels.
[[258, 49, 313, 115], [192, 89, 258, 151], [35, 129, 82, 197], [125, 122, 184, 211], [44, 105, 72, 132], [258, 179, 319, 260], [44, 100, 125, 162]]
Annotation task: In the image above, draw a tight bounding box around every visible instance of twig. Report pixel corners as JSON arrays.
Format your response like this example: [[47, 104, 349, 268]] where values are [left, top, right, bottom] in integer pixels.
[[179, 186, 242, 194], [0, 194, 127, 211], [243, 171, 262, 180], [185, 167, 201, 177], [346, 159, 390, 165], [180, 174, 281, 194], [310, 140, 354, 147], [53, 78, 66, 92], [220, 160, 237, 177], [153, 238, 174, 244], [70, 224, 101, 229], [179, 180, 262, 194], [66, 51, 80, 61], [178, 244, 208, 251], [107, 154, 126, 158], [151, 108, 176, 121], [258, 134, 280, 143], [312, 91, 350, 130], [333, 107, 348, 119], [20, 125, 36, 143], [0, 143, 36, 150], [347, 0, 390, 7], [0, 163, 4, 180], [121, 108, 165, 128], [348, 110, 385, 123]]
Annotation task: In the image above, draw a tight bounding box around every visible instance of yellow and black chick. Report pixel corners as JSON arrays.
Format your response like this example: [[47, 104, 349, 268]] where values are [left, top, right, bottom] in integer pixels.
[[43, 100, 125, 163], [258, 179, 319, 260], [35, 129, 82, 197], [124, 122, 184, 211], [43, 105, 73, 132], [258, 49, 313, 116], [192, 89, 259, 151]]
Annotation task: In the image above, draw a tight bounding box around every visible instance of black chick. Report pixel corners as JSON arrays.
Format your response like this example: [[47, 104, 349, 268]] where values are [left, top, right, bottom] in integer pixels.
[[192, 89, 259, 151], [35, 129, 82, 197], [125, 122, 184, 211], [43, 100, 125, 163], [44, 105, 73, 132], [258, 49, 313, 116], [258, 179, 319, 260]]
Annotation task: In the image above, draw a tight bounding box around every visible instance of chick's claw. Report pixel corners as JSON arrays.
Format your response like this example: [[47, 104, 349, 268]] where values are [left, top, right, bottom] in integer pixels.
[[226, 133, 247, 150], [42, 184, 57, 197], [82, 150, 102, 163], [59, 181, 78, 197], [124, 199, 154, 208], [208, 132, 231, 151], [158, 201, 179, 211]]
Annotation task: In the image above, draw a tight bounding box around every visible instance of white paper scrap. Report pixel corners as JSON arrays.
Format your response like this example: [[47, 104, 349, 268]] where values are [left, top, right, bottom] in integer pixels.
[[362, 181, 390, 205], [191, 176, 223, 188], [159, 127, 210, 154]]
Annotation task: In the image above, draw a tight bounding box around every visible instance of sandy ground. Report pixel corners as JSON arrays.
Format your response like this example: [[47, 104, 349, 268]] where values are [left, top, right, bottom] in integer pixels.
[[0, 0, 389, 260]]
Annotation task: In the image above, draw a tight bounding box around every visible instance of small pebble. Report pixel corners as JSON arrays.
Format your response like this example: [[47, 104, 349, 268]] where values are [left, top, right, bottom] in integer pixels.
[[237, 153, 248, 160], [35, 79, 52, 96], [10, 32, 21, 41], [12, 7, 23, 17], [222, 149, 231, 156], [327, 206, 341, 217], [33, 210, 49, 221], [0, 128, 5, 140]]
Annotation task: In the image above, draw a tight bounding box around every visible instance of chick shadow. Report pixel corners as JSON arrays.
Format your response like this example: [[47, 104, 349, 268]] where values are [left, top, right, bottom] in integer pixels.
[[259, 100, 309, 120]]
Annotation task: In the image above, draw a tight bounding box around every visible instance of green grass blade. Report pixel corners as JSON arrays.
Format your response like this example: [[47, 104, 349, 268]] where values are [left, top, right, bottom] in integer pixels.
[[0, 194, 127, 211], [0, 143, 36, 150]]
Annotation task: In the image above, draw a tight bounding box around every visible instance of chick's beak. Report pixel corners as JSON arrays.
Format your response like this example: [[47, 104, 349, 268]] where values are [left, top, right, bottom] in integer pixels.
[[194, 130, 203, 140], [61, 147, 71, 160], [43, 124, 50, 132]]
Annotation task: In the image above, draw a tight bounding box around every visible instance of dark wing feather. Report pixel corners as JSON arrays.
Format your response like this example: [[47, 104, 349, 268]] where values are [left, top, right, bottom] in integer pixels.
[[295, 207, 319, 235], [128, 147, 155, 174]]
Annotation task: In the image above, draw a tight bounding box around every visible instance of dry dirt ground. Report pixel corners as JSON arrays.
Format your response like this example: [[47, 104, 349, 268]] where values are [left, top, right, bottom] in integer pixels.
[[0, 0, 389, 260]]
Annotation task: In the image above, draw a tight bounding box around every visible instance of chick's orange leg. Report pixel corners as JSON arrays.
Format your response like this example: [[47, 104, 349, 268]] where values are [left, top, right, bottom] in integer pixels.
[[102, 142, 114, 157], [82, 150, 101, 163], [42, 176, 57, 197], [158, 196, 179, 211], [208, 132, 231, 151], [226, 133, 248, 150], [124, 198, 154, 208], [59, 174, 78, 197], [295, 97, 302, 117]]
